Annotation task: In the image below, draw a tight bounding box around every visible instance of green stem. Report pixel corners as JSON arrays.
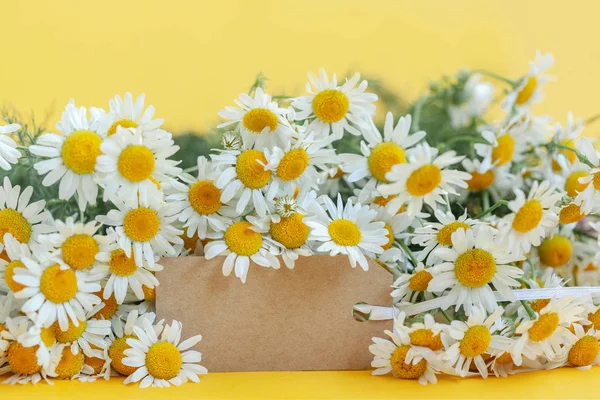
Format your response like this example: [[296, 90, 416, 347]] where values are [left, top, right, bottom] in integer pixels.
[[474, 70, 517, 86], [183, 165, 199, 173], [482, 190, 490, 211], [585, 112, 600, 126], [397, 240, 418, 268], [550, 143, 595, 168], [412, 96, 427, 132], [272, 95, 292, 100], [439, 308, 452, 323], [474, 200, 508, 219], [248, 73, 267, 96], [521, 300, 537, 320], [443, 134, 486, 148], [443, 194, 451, 212]]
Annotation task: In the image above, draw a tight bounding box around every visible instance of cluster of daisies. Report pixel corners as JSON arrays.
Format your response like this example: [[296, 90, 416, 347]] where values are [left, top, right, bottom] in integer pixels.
[[0, 49, 600, 387]]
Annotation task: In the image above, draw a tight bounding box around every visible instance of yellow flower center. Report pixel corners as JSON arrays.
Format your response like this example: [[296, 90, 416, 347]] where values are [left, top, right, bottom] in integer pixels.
[[236, 149, 272, 189], [515, 76, 538, 105], [588, 309, 600, 330], [269, 213, 310, 249], [496, 352, 513, 365], [224, 221, 263, 256], [55, 346, 84, 379], [368, 142, 407, 183], [143, 284, 156, 301], [593, 172, 600, 191], [328, 219, 362, 247], [7, 342, 41, 375], [242, 108, 279, 134], [60, 130, 102, 175], [40, 264, 78, 303], [408, 270, 433, 292], [538, 235, 572, 267], [109, 335, 137, 376], [437, 222, 470, 246], [61, 234, 99, 270], [54, 319, 87, 343], [565, 171, 589, 197], [559, 203, 585, 224], [568, 335, 600, 367], [312, 89, 349, 124], [530, 299, 550, 313], [372, 195, 396, 208], [459, 325, 491, 357], [123, 207, 160, 243], [109, 248, 138, 276], [0, 208, 32, 244], [467, 170, 495, 191], [561, 139, 578, 165], [454, 249, 496, 288], [381, 223, 394, 250], [145, 342, 183, 380], [117, 145, 155, 182], [329, 168, 345, 180], [389, 345, 427, 379], [491, 135, 515, 166], [41, 326, 56, 347], [181, 228, 199, 253], [276, 149, 309, 182], [92, 291, 118, 320], [188, 180, 222, 215], [529, 312, 559, 342], [85, 353, 106, 375], [406, 164, 442, 196], [5, 260, 26, 293], [409, 328, 443, 351], [108, 119, 138, 136], [512, 199, 543, 233]]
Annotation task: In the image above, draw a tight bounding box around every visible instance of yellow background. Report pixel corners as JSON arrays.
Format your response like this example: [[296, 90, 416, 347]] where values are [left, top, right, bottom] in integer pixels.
[[3, 0, 600, 134]]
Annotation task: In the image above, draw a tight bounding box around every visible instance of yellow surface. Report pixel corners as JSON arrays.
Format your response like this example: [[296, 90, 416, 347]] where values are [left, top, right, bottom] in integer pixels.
[[4, 369, 600, 399], [3, 1, 600, 134]]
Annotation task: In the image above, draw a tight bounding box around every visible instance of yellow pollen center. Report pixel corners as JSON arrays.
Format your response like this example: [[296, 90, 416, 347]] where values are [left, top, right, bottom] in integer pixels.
[[40, 264, 78, 303], [372, 195, 396, 208], [143, 284, 156, 301], [277, 149, 309, 181], [538, 235, 572, 267], [109, 335, 137, 376], [381, 223, 394, 250], [530, 299, 550, 313], [188, 180, 222, 215], [406, 164, 442, 196], [0, 208, 32, 244], [496, 352, 513, 364], [55, 346, 84, 379], [242, 108, 279, 134], [61, 130, 102, 174], [7, 342, 41, 375], [529, 312, 559, 342], [61, 234, 99, 270], [181, 228, 199, 253], [467, 170, 495, 191], [389, 345, 427, 379], [512, 199, 543, 233], [408, 270, 433, 292], [559, 203, 585, 224], [41, 326, 56, 347], [565, 171, 589, 197], [368, 142, 407, 183], [459, 325, 491, 357], [85, 354, 106, 375], [329, 168, 345, 180], [312, 89, 349, 123], [92, 290, 118, 320], [561, 139, 578, 165], [409, 329, 443, 351], [492, 135, 516, 166], [593, 172, 600, 191], [269, 213, 310, 249], [236, 149, 272, 189], [568, 335, 600, 367], [117, 145, 155, 182], [437, 222, 470, 246], [327, 219, 362, 247], [454, 249, 496, 288], [54, 319, 87, 343], [515, 76, 538, 105], [109, 249, 138, 276], [5, 260, 26, 293], [108, 119, 138, 136], [145, 342, 183, 380], [224, 221, 263, 256], [123, 207, 160, 242]]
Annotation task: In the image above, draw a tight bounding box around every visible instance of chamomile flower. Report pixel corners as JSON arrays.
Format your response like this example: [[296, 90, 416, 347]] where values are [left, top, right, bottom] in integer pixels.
[[0, 233, 40, 295], [94, 92, 165, 136], [547, 323, 600, 370], [29, 102, 105, 211], [340, 113, 426, 185], [404, 313, 446, 352], [447, 72, 494, 128], [536, 229, 575, 269], [51, 312, 110, 359], [96, 126, 181, 206], [496, 180, 561, 256], [461, 158, 516, 197], [292, 69, 377, 138], [429, 226, 523, 313], [217, 88, 292, 148], [204, 218, 281, 283], [0, 123, 21, 170], [503, 51, 554, 111], [549, 112, 584, 172], [123, 319, 207, 388], [97, 198, 183, 268], [487, 337, 541, 378], [378, 143, 471, 216], [474, 128, 528, 169], [306, 195, 388, 271], [15, 319, 57, 369], [390, 263, 434, 303], [574, 138, 600, 213]]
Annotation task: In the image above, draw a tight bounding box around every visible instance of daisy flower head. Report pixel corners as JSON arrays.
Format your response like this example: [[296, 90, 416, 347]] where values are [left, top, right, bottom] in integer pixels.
[[217, 87, 292, 148], [487, 336, 541, 378], [503, 51, 554, 111], [96, 197, 183, 268], [474, 128, 528, 170], [168, 156, 233, 240], [443, 306, 510, 378], [94, 92, 165, 137], [292, 68, 377, 138], [203, 217, 281, 283], [547, 323, 600, 370], [0, 123, 21, 170], [428, 225, 523, 313], [50, 310, 111, 361], [461, 158, 517, 197], [340, 112, 426, 186], [574, 137, 600, 213], [29, 101, 105, 211], [447, 72, 495, 129], [535, 226, 575, 269], [306, 194, 388, 271], [378, 143, 471, 216], [96, 125, 181, 206], [0, 233, 40, 295], [390, 263, 435, 303], [123, 319, 207, 388], [549, 112, 584, 172], [14, 318, 57, 370]]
